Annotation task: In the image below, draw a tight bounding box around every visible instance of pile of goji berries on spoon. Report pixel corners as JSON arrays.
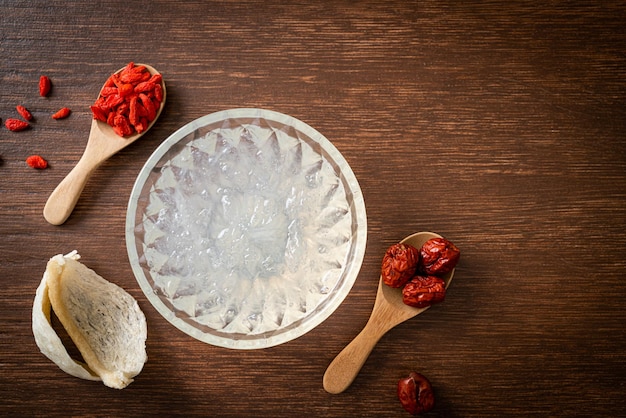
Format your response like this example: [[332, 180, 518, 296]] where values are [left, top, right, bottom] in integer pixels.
[[89, 62, 164, 137], [43, 63, 165, 225]]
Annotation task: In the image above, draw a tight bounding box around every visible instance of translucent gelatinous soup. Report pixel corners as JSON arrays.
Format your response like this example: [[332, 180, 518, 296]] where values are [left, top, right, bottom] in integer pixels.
[[127, 110, 366, 348]]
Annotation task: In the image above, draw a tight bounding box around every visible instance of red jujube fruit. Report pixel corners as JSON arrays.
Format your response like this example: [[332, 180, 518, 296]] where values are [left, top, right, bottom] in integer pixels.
[[381, 243, 420, 288]]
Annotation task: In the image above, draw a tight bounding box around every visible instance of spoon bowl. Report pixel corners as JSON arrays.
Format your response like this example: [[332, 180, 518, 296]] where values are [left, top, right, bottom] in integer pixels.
[[323, 231, 455, 394], [43, 64, 166, 225]]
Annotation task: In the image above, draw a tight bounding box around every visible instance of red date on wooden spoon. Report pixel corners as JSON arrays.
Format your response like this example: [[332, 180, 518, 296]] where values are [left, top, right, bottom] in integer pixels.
[[381, 243, 420, 288], [419, 237, 460, 275], [402, 275, 446, 308]]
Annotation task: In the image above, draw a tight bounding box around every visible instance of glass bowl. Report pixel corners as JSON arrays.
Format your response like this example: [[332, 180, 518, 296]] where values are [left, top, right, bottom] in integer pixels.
[[126, 108, 367, 349]]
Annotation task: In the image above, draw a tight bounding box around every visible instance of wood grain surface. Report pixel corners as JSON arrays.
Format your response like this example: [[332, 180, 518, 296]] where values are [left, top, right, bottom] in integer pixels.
[[1, 1, 625, 416]]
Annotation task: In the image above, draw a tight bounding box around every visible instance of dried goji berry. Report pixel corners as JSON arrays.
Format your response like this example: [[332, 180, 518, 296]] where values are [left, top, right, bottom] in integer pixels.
[[51, 107, 71, 119], [104, 94, 124, 110], [153, 83, 164, 102], [90, 105, 107, 122], [136, 101, 148, 118], [39, 75, 51, 97], [115, 102, 129, 116], [128, 96, 140, 127], [135, 117, 148, 134], [119, 63, 150, 84], [133, 81, 155, 94], [16, 105, 33, 121], [110, 73, 123, 89], [100, 86, 118, 96], [139, 93, 157, 121], [107, 111, 115, 126], [103, 75, 116, 88], [112, 114, 133, 137], [118, 83, 134, 97], [26, 155, 48, 169], [5, 118, 30, 131], [121, 71, 148, 84], [148, 73, 162, 85]]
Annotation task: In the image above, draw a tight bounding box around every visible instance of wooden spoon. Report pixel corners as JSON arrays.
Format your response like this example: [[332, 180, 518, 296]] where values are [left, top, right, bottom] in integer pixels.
[[43, 64, 166, 225], [323, 231, 455, 394]]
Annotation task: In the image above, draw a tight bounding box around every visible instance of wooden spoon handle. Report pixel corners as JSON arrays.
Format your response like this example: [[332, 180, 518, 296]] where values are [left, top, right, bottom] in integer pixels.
[[323, 320, 388, 394], [43, 156, 100, 225]]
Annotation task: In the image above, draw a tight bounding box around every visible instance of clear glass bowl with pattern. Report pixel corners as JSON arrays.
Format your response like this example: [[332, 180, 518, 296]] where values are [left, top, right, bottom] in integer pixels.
[[126, 109, 367, 349]]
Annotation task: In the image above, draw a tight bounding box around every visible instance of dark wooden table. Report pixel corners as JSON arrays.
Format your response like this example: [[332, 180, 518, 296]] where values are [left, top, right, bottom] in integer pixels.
[[1, 1, 625, 416]]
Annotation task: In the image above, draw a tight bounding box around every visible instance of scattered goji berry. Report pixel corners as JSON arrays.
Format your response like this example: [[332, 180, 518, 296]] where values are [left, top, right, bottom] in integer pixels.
[[90, 62, 163, 137], [16, 105, 33, 121], [39, 75, 51, 97], [5, 118, 30, 131], [51, 107, 71, 119], [26, 155, 48, 169]]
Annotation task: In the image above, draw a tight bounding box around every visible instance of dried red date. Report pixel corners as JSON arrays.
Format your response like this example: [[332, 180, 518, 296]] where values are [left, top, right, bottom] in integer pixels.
[[398, 372, 435, 415], [402, 275, 446, 308], [381, 243, 420, 288], [419, 237, 460, 275]]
